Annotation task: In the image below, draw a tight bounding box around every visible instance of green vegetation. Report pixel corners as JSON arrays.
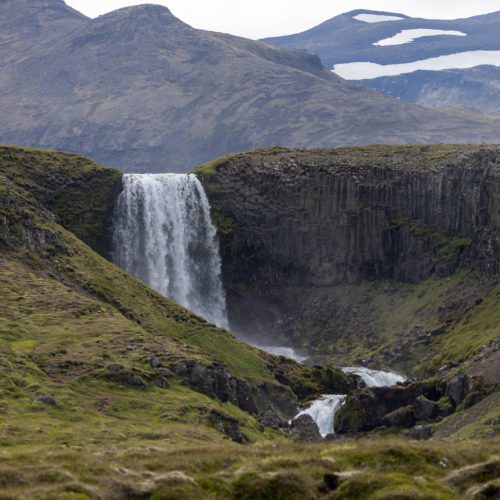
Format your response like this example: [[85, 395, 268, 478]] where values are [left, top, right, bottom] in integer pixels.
[[0, 437, 498, 498], [1, 145, 499, 498]]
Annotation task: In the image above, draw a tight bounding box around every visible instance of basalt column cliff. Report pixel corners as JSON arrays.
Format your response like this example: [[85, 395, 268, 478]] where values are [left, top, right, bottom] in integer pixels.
[[196, 145, 500, 376]]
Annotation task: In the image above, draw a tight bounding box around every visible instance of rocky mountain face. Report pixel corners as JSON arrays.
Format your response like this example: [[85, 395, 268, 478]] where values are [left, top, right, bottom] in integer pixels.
[[196, 146, 500, 376], [264, 10, 500, 114], [1, 1, 500, 172], [361, 65, 500, 116], [264, 9, 500, 67]]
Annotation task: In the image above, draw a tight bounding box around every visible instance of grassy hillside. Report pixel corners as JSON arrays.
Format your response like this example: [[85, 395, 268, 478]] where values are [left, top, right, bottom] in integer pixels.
[[0, 145, 354, 451], [1, 145, 499, 498]]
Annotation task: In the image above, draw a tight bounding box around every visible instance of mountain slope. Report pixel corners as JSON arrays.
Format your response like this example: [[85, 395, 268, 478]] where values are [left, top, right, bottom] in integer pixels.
[[1, 2, 500, 173], [360, 65, 500, 115], [264, 9, 500, 68], [264, 10, 500, 114]]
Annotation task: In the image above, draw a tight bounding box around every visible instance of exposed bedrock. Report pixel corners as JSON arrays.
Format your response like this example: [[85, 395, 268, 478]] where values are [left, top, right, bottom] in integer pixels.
[[196, 146, 500, 371]]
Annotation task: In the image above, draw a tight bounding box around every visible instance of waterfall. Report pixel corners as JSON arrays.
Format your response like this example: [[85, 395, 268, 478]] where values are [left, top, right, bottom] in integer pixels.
[[342, 367, 406, 387], [112, 173, 229, 329]]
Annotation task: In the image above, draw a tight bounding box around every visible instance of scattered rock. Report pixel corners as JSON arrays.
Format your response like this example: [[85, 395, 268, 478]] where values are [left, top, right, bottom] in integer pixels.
[[208, 410, 249, 443], [289, 414, 322, 442], [405, 425, 433, 440], [258, 409, 288, 431], [32, 394, 57, 406]]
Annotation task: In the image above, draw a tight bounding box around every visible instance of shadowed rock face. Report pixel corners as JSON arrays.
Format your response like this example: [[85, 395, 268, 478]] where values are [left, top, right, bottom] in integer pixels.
[[199, 146, 500, 288], [196, 146, 500, 368], [1, 1, 500, 172]]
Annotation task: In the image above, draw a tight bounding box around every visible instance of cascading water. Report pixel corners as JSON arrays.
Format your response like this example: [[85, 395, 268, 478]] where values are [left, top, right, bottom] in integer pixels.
[[295, 395, 347, 437], [342, 367, 406, 387], [112, 173, 229, 329], [293, 367, 406, 437]]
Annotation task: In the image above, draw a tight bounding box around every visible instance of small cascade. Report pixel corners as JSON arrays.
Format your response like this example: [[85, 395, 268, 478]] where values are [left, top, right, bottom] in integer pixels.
[[295, 395, 347, 437], [293, 368, 406, 437], [112, 173, 229, 329], [342, 367, 406, 387]]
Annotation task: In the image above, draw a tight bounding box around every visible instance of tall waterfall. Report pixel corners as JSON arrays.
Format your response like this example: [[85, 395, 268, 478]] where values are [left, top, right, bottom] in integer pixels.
[[112, 174, 229, 329]]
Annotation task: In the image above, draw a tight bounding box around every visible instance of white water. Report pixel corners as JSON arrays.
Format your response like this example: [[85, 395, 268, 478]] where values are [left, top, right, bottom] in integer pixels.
[[342, 367, 406, 387], [293, 367, 405, 437], [374, 29, 467, 47], [295, 395, 347, 437], [332, 50, 500, 79], [113, 174, 229, 329]]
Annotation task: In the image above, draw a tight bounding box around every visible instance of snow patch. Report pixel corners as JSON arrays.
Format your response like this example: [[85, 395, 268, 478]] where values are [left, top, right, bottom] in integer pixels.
[[354, 13, 404, 23], [332, 50, 500, 79], [374, 29, 467, 46]]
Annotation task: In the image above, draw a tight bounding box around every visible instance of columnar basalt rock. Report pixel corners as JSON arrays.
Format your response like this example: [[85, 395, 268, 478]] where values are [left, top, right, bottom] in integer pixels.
[[196, 146, 500, 368]]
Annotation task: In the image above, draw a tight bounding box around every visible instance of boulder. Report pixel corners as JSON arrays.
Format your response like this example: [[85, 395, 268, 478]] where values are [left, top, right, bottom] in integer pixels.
[[381, 405, 416, 428], [289, 415, 322, 442], [413, 395, 441, 421]]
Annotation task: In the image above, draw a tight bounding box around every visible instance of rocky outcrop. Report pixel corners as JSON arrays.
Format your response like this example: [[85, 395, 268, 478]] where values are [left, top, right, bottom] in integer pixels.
[[172, 360, 261, 414], [335, 373, 493, 434], [199, 147, 500, 288]]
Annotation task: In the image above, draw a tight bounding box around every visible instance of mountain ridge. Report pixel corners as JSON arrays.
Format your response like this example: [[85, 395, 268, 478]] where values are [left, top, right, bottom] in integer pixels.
[[1, 1, 500, 172]]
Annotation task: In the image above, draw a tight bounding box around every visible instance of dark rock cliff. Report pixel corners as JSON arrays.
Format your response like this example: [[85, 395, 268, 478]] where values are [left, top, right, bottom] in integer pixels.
[[196, 145, 500, 374]]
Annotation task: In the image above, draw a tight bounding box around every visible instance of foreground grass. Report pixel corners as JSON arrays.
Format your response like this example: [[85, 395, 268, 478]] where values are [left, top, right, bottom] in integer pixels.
[[0, 437, 498, 498]]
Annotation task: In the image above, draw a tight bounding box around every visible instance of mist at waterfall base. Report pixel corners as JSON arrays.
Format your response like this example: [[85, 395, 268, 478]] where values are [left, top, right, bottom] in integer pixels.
[[113, 173, 229, 329]]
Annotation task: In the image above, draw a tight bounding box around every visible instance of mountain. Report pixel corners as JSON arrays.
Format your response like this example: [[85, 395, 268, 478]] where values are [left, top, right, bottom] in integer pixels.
[[1, 1, 500, 172], [361, 65, 500, 115], [264, 9, 500, 114], [264, 9, 500, 68]]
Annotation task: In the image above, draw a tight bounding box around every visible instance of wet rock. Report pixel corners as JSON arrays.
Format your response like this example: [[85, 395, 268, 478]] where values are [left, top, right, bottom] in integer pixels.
[[289, 414, 322, 442], [32, 394, 57, 406], [381, 405, 416, 428]]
